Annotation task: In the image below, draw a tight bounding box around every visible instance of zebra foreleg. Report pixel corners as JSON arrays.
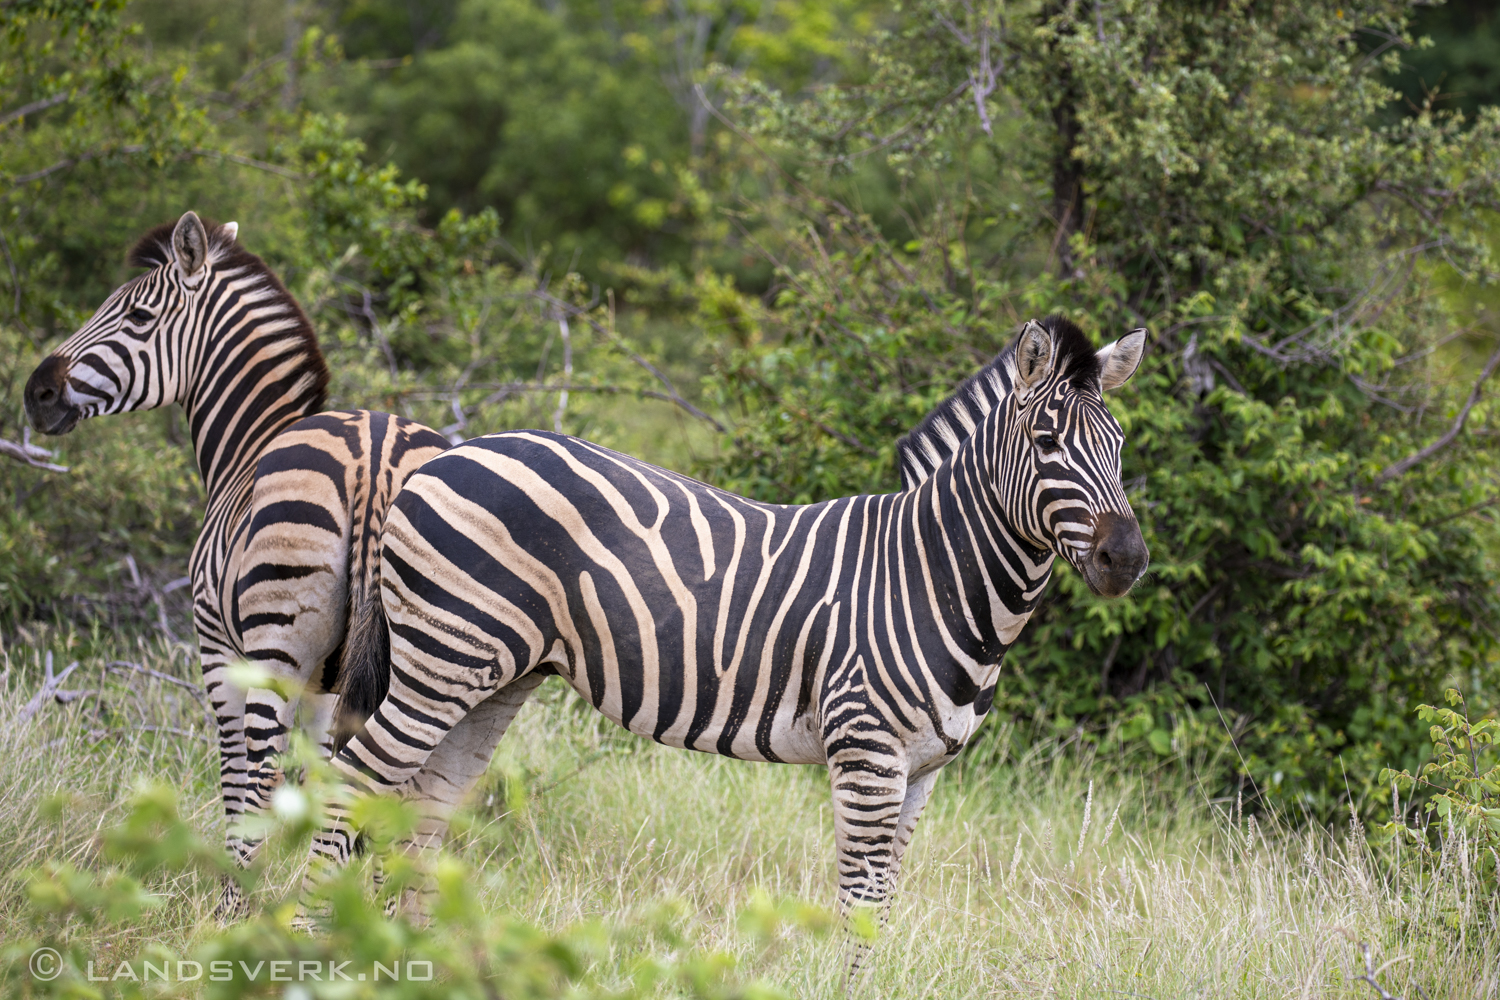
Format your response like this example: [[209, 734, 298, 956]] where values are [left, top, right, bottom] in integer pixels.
[[887, 769, 938, 895], [826, 751, 911, 994]]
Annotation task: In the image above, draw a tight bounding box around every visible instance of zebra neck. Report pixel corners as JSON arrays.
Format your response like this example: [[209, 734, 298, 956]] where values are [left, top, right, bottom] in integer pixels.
[[908, 431, 1056, 665], [180, 294, 327, 507]]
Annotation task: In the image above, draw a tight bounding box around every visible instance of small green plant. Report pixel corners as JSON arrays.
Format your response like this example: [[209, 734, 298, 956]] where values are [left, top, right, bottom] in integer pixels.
[[1379, 688, 1500, 891], [1, 777, 827, 999]]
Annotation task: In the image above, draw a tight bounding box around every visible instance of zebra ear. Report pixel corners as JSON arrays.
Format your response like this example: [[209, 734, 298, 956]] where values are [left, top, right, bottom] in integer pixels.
[[171, 211, 209, 277], [221, 221, 239, 243], [1013, 320, 1055, 392], [1097, 328, 1148, 391]]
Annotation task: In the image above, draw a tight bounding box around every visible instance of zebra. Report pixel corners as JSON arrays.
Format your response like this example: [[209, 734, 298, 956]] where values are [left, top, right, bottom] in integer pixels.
[[23, 211, 450, 914], [304, 316, 1149, 976]]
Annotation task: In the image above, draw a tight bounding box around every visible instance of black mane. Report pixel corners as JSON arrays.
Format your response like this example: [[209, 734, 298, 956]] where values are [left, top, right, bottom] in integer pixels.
[[894, 316, 1100, 490], [1048, 316, 1103, 390], [127, 218, 330, 413], [127, 221, 185, 270]]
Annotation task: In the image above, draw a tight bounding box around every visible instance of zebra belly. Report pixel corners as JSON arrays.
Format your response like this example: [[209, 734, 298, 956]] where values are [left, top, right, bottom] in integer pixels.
[[550, 665, 827, 764]]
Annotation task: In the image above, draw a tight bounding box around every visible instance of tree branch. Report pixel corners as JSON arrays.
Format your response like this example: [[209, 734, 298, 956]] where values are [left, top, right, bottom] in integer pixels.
[[9, 143, 147, 185], [0, 435, 68, 472], [8, 145, 301, 188], [531, 290, 726, 432], [1420, 492, 1500, 528], [0, 91, 70, 129], [18, 653, 84, 725], [196, 149, 305, 179], [1371, 339, 1500, 488], [409, 382, 722, 424], [740, 369, 877, 455]]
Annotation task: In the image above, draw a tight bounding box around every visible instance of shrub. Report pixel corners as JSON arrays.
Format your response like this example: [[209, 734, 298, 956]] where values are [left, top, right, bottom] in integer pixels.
[[1380, 688, 1500, 894], [2, 774, 825, 999]]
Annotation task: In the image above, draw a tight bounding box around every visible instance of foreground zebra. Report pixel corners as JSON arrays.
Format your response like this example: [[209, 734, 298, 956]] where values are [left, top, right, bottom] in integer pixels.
[[310, 316, 1148, 976], [23, 211, 449, 913]]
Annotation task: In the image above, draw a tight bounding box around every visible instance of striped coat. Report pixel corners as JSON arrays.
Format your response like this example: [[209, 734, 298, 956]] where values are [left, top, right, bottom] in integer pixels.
[[24, 211, 448, 914], [308, 317, 1149, 979]]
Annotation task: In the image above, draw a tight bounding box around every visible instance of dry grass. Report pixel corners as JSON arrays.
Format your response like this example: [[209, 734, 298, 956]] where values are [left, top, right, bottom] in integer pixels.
[[2, 637, 1496, 998]]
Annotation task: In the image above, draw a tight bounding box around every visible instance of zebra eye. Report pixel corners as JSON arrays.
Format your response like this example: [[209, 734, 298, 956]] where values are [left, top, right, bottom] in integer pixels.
[[1035, 433, 1060, 452], [125, 307, 154, 324]]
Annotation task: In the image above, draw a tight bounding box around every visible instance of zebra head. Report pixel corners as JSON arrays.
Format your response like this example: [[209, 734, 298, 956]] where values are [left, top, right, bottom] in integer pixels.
[[998, 317, 1149, 599], [24, 211, 241, 436]]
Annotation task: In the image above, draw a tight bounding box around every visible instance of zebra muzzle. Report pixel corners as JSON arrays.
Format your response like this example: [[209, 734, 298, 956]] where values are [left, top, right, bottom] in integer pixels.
[[1084, 510, 1149, 598], [24, 355, 82, 435]]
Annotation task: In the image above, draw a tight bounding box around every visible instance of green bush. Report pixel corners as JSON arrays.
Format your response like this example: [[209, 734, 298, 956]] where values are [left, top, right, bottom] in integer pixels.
[[1380, 689, 1500, 893], [694, 0, 1500, 822], [2, 774, 824, 999]]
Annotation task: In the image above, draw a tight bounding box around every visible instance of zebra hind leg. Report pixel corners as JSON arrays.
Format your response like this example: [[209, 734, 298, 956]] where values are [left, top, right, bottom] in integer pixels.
[[886, 769, 938, 903], [380, 674, 547, 922], [294, 669, 519, 928], [229, 674, 339, 921], [202, 656, 256, 922]]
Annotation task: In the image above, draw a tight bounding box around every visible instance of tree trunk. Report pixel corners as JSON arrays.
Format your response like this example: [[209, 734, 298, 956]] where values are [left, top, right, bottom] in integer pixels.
[[1045, 5, 1085, 278]]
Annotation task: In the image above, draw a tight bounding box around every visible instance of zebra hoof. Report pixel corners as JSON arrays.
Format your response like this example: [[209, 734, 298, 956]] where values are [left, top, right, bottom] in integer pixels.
[[214, 879, 250, 924], [288, 911, 320, 935]]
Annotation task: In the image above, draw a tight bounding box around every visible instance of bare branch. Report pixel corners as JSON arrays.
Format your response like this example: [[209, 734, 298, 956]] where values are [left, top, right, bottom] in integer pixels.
[[89, 725, 209, 742], [0, 91, 70, 129], [413, 380, 719, 416], [936, 1, 1005, 136], [1372, 339, 1500, 487], [195, 149, 304, 179], [1421, 492, 1500, 528], [9, 143, 147, 185], [106, 660, 208, 699], [531, 289, 726, 432], [334, 278, 400, 381], [1336, 933, 1413, 1000], [0, 435, 68, 472], [18, 653, 83, 725], [740, 368, 877, 455], [552, 308, 572, 433], [1207, 359, 1247, 395], [8, 144, 301, 189]]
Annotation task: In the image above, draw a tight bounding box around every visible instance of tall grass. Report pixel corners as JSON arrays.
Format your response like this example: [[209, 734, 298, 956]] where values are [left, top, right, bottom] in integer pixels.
[[2, 637, 1495, 998]]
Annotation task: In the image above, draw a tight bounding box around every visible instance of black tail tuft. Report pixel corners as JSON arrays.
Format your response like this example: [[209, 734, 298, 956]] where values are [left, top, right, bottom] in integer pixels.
[[331, 587, 391, 754]]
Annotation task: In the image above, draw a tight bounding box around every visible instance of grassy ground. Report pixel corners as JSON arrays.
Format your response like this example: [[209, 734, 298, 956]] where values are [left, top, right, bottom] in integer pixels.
[[1, 635, 1495, 998]]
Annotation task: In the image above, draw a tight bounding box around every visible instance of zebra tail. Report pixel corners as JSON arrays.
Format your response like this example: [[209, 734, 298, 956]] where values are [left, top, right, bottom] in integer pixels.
[[331, 584, 391, 754]]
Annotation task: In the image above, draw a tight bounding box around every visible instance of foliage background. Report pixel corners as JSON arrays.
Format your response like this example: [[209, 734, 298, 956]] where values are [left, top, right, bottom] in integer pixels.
[[1, 0, 1498, 832]]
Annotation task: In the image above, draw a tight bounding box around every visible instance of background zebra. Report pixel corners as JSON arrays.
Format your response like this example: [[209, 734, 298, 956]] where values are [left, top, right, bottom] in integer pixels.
[[308, 316, 1148, 978], [23, 211, 449, 914]]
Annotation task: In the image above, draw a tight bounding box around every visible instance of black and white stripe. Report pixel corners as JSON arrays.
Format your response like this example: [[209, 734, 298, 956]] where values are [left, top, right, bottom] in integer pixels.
[[306, 317, 1149, 974], [24, 211, 448, 915]]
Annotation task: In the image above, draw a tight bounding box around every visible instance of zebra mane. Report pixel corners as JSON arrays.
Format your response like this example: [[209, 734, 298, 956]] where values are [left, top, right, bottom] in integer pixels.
[[128, 218, 330, 413], [895, 316, 1101, 490]]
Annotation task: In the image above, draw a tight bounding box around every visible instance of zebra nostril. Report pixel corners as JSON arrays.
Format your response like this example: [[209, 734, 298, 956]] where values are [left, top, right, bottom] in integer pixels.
[[36, 386, 56, 403], [1097, 548, 1113, 567]]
